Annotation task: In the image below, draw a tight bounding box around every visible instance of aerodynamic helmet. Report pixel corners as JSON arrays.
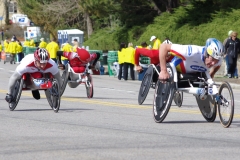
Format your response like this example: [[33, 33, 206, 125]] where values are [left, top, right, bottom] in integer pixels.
[[34, 48, 50, 63], [205, 38, 224, 60]]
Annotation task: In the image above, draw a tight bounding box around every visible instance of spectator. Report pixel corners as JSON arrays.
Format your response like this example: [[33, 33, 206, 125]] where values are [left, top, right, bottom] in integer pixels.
[[1, 30, 3, 39], [117, 42, 126, 80], [61, 42, 73, 65], [224, 31, 240, 78], [123, 42, 135, 80], [29, 37, 35, 47], [150, 35, 161, 49], [72, 39, 79, 52], [38, 38, 47, 49], [16, 39, 23, 63], [46, 38, 60, 63], [162, 37, 172, 44], [223, 30, 232, 77], [23, 39, 30, 47], [8, 38, 18, 64]]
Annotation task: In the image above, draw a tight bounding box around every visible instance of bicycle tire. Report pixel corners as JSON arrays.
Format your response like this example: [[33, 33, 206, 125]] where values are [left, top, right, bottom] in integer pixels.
[[85, 74, 94, 98], [196, 95, 217, 122], [60, 64, 69, 96], [218, 82, 234, 128], [153, 63, 175, 123], [9, 78, 23, 111], [51, 79, 61, 113], [138, 65, 153, 105]]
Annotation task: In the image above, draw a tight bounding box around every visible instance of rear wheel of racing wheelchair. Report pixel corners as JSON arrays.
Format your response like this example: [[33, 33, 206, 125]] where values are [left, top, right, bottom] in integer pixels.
[[217, 82, 234, 128], [60, 64, 70, 96], [153, 63, 175, 123], [9, 78, 24, 111], [85, 74, 94, 98], [45, 79, 61, 112], [138, 65, 154, 105], [195, 73, 217, 122]]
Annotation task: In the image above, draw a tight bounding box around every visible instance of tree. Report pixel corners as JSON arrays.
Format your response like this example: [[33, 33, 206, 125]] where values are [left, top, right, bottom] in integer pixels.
[[4, 0, 10, 25]]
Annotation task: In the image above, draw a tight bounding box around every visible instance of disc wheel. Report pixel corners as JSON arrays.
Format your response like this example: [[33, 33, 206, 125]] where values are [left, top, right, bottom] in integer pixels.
[[153, 63, 175, 123], [217, 82, 234, 128], [196, 95, 217, 122], [173, 91, 183, 107], [138, 65, 154, 105], [9, 79, 23, 111], [60, 64, 69, 96], [85, 74, 94, 98]]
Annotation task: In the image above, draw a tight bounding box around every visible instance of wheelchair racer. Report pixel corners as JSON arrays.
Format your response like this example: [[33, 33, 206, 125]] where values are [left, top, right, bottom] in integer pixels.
[[5, 48, 62, 103], [158, 38, 224, 95], [57, 47, 100, 73]]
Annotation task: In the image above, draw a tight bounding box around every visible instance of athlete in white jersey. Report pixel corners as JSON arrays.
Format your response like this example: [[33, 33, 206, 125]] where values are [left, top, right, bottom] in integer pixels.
[[5, 48, 62, 103], [159, 38, 224, 83]]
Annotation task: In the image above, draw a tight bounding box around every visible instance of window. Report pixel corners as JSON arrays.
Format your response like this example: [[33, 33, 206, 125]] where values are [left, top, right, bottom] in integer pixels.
[[9, 2, 17, 13]]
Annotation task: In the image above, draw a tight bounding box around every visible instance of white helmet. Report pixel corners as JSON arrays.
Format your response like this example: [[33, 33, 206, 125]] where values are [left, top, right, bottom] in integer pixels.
[[205, 38, 224, 60]]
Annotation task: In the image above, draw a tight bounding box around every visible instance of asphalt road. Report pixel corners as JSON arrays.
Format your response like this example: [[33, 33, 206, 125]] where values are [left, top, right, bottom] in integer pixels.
[[1, 62, 240, 160]]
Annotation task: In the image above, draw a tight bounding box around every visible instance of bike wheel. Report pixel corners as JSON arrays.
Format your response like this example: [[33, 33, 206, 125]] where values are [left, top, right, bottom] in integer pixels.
[[138, 65, 154, 105], [153, 63, 175, 123], [196, 95, 217, 122], [44, 89, 53, 109], [173, 91, 183, 107], [9, 78, 23, 111], [49, 79, 61, 113], [85, 74, 94, 98], [217, 82, 234, 128], [60, 64, 69, 96]]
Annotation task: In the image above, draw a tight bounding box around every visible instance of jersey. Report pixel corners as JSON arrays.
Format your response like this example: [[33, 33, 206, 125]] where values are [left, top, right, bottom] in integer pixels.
[[16, 54, 59, 75], [63, 47, 97, 67], [170, 44, 222, 74]]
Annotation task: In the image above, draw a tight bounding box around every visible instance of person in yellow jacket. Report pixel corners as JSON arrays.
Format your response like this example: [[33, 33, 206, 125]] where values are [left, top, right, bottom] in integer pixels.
[[72, 39, 79, 52], [23, 39, 30, 47], [150, 35, 161, 49], [16, 39, 23, 63], [38, 38, 47, 48], [4, 38, 9, 52], [61, 42, 73, 65], [8, 38, 18, 64], [46, 38, 59, 63], [122, 42, 135, 80], [117, 42, 126, 80], [29, 37, 36, 47]]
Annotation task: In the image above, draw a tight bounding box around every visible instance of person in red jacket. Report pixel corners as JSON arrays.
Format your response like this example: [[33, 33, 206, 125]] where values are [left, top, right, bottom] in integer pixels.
[[57, 47, 100, 73]]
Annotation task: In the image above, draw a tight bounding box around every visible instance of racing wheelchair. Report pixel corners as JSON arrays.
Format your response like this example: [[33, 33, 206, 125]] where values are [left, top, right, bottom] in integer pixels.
[[153, 63, 234, 128], [138, 64, 183, 107], [60, 63, 94, 98], [8, 72, 61, 113]]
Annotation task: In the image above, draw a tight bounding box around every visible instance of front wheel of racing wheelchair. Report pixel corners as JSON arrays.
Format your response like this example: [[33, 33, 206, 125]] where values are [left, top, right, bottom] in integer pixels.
[[9, 78, 24, 111], [217, 82, 234, 128], [138, 64, 183, 107], [44, 79, 61, 113]]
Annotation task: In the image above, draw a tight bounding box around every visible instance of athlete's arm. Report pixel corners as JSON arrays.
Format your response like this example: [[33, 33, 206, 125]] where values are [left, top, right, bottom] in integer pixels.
[[8, 71, 22, 95], [159, 44, 172, 81]]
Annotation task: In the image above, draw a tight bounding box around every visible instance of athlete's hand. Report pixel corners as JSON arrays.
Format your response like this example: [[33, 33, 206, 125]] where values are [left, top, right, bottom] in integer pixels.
[[58, 64, 65, 70], [159, 70, 170, 83], [135, 65, 142, 73]]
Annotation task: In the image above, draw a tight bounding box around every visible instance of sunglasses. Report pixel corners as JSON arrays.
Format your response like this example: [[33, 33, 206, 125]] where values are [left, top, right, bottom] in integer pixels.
[[232, 35, 237, 37]]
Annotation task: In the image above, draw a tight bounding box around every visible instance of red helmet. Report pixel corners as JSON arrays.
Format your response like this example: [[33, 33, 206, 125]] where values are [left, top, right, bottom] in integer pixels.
[[34, 48, 50, 63], [76, 47, 90, 63]]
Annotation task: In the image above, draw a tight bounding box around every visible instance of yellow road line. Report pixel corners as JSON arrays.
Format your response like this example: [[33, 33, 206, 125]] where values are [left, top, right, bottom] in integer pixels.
[[1, 89, 239, 118]]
